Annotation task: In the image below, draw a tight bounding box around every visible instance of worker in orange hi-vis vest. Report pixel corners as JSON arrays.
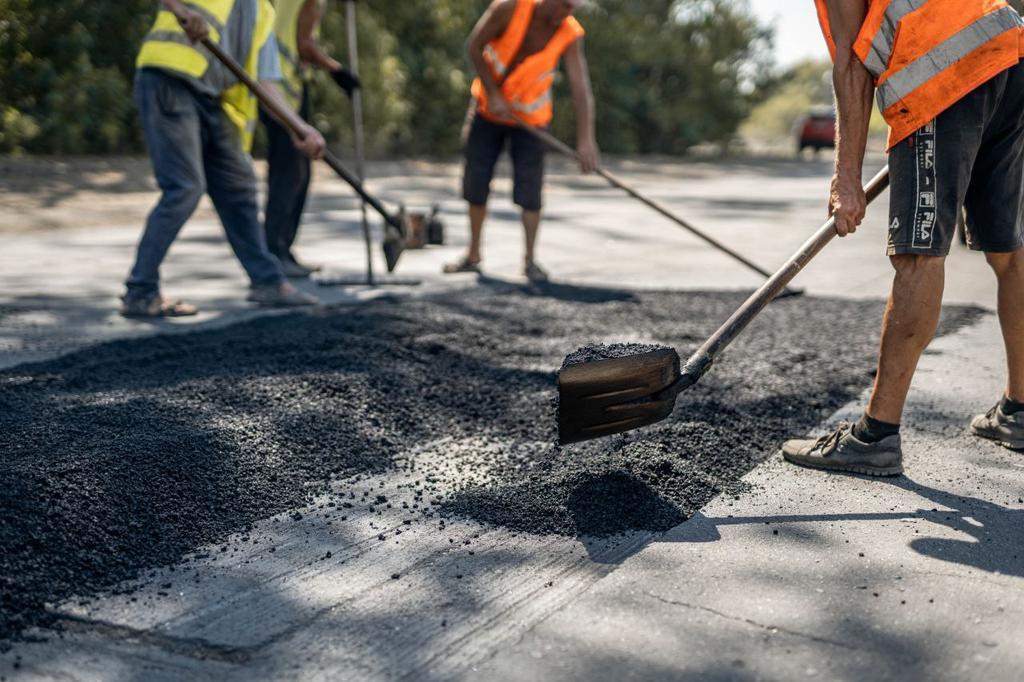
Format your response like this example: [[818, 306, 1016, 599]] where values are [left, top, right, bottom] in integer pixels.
[[782, 0, 1024, 477], [443, 0, 599, 284]]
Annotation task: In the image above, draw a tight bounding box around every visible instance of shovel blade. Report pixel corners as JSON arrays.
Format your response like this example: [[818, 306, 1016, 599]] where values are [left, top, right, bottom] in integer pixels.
[[383, 211, 408, 273], [558, 348, 681, 445]]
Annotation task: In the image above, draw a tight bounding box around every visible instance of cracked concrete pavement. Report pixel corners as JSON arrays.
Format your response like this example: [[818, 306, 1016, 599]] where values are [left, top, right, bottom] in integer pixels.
[[1, 155, 1021, 680]]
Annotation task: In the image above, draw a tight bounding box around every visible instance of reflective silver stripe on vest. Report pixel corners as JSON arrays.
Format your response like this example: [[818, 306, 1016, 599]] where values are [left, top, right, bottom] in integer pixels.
[[278, 41, 302, 71], [484, 44, 508, 77], [876, 6, 1024, 112], [183, 2, 225, 34], [862, 0, 926, 76], [145, 31, 198, 48], [513, 90, 552, 115]]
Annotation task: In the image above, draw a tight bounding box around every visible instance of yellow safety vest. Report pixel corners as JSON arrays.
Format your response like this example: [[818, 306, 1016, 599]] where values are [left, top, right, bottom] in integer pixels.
[[272, 0, 322, 111], [136, 0, 276, 152]]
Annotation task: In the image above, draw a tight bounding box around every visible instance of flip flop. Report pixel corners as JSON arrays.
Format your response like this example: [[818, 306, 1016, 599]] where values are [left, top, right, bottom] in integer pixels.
[[524, 262, 549, 284], [443, 257, 482, 274], [120, 296, 199, 318]]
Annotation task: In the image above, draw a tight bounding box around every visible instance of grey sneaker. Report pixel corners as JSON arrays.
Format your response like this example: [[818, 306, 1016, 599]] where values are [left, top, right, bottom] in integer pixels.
[[247, 283, 320, 308], [781, 422, 904, 476], [970, 402, 1024, 450]]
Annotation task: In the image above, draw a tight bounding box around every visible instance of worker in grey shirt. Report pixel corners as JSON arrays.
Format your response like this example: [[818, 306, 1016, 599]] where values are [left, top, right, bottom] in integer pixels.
[[124, 0, 326, 317]]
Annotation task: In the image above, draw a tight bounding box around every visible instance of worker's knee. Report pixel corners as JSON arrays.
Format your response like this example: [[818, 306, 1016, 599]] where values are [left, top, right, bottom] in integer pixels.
[[985, 248, 1024, 277], [889, 253, 945, 277], [161, 178, 205, 215]]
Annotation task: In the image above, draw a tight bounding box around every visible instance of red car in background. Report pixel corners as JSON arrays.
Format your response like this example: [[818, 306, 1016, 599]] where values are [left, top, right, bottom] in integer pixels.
[[796, 106, 837, 154]]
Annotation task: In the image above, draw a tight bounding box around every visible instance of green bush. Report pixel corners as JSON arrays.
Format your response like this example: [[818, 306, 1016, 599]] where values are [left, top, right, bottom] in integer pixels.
[[0, 107, 40, 153], [41, 55, 137, 154]]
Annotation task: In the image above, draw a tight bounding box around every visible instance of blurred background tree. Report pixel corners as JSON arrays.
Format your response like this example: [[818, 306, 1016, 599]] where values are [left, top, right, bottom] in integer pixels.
[[0, 0, 774, 156], [0, 0, 153, 153], [741, 60, 834, 141]]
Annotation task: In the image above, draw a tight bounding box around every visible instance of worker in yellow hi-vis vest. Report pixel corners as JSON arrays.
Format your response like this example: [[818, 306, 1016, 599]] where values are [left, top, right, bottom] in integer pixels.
[[123, 0, 327, 317], [263, 0, 360, 278]]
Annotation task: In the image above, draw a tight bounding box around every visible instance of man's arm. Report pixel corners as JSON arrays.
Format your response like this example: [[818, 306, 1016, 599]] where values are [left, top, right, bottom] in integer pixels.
[[261, 80, 326, 159], [296, 0, 360, 96], [823, 0, 874, 237], [161, 0, 210, 42], [564, 38, 599, 173], [256, 35, 325, 159], [467, 0, 517, 120], [296, 0, 341, 71]]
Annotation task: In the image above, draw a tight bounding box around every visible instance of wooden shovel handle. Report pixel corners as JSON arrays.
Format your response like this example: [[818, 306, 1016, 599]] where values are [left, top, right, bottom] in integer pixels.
[[682, 166, 891, 379], [517, 124, 778, 281], [195, 35, 401, 229]]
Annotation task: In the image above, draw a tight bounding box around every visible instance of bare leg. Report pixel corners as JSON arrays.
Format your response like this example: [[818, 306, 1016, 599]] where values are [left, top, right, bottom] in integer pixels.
[[467, 203, 486, 264], [986, 249, 1024, 400], [866, 255, 946, 423], [522, 209, 541, 265]]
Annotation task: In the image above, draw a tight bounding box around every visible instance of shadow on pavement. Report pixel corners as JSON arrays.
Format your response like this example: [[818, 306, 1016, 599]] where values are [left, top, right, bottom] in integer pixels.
[[475, 273, 639, 304], [660, 474, 1023, 579]]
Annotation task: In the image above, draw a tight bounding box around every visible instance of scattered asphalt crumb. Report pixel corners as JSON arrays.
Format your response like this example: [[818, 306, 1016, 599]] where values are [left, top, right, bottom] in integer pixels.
[[0, 286, 985, 644]]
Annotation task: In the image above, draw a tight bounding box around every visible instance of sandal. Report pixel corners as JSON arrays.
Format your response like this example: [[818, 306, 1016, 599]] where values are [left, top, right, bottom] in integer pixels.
[[120, 294, 199, 318], [442, 257, 482, 274], [524, 261, 549, 284]]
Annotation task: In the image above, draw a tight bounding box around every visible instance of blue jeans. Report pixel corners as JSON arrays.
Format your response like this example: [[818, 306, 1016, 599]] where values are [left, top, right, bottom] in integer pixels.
[[126, 69, 284, 298]]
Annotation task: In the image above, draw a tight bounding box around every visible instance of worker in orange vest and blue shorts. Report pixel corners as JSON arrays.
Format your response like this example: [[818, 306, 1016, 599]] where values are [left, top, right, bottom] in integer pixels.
[[444, 0, 600, 284], [782, 0, 1024, 475]]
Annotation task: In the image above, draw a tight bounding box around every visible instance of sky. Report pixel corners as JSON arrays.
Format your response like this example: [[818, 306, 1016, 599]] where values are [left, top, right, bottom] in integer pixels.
[[747, 0, 830, 67]]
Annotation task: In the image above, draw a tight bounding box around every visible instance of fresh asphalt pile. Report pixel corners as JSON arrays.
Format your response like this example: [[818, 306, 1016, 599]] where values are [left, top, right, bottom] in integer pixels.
[[0, 282, 983, 643]]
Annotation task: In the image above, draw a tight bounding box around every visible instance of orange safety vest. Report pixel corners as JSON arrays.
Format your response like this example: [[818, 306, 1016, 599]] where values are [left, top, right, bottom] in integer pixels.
[[471, 0, 585, 127], [815, 0, 1024, 149]]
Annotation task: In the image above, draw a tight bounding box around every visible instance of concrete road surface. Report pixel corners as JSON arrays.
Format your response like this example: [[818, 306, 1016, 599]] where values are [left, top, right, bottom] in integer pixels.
[[1, 155, 1020, 681]]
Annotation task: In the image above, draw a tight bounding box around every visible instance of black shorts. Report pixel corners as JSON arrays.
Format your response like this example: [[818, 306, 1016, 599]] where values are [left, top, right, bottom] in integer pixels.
[[462, 113, 545, 212], [888, 60, 1024, 256]]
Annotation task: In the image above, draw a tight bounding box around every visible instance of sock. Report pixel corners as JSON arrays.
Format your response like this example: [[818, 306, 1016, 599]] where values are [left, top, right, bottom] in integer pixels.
[[852, 413, 900, 443], [1000, 395, 1024, 415]]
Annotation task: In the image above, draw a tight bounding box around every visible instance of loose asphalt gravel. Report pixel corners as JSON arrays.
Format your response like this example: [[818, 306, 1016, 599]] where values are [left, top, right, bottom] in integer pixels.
[[0, 281, 983, 645]]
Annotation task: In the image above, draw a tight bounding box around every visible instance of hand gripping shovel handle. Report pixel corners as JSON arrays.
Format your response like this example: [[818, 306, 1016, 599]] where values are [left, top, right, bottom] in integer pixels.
[[667, 166, 891, 395], [516, 123, 781, 282], [196, 36, 403, 233]]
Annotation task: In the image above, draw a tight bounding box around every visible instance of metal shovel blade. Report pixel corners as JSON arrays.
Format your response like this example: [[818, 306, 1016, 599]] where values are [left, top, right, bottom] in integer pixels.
[[558, 347, 681, 445], [383, 212, 407, 273]]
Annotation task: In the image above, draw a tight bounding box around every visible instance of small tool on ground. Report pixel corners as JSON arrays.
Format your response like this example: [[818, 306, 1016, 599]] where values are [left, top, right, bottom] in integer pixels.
[[557, 166, 890, 445], [196, 33, 408, 273], [517, 123, 800, 297]]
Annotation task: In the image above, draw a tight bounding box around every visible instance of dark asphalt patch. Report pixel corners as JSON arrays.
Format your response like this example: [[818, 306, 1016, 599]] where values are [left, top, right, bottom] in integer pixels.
[[0, 285, 984, 644]]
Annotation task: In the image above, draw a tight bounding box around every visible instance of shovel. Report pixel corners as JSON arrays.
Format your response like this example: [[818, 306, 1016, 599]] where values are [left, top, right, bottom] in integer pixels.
[[557, 166, 890, 445], [196, 34, 408, 272]]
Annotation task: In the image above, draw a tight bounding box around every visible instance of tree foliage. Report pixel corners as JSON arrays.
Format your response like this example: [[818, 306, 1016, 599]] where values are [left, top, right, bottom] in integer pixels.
[[0, 0, 772, 155]]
